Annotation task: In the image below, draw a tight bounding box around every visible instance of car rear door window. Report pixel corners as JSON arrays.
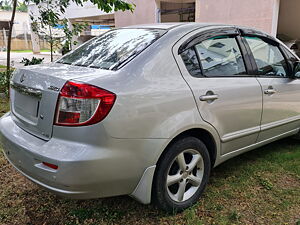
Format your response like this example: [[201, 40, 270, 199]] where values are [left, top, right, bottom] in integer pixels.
[[245, 36, 288, 77], [195, 36, 246, 77]]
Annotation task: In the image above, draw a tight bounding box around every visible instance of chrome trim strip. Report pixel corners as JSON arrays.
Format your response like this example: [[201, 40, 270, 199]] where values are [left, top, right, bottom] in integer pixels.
[[221, 126, 260, 143], [260, 115, 300, 131], [220, 128, 299, 159], [221, 115, 300, 143], [10, 81, 42, 99]]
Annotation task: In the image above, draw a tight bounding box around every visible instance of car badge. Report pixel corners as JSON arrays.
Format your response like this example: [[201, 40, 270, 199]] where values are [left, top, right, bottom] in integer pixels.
[[48, 86, 60, 92], [20, 74, 26, 83]]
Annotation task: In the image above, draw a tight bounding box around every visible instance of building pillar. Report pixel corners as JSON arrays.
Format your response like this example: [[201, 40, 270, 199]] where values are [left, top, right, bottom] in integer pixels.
[[28, 3, 40, 53], [155, 0, 161, 23], [271, 0, 280, 36], [23, 22, 29, 50], [195, 0, 201, 22], [3, 28, 7, 50], [30, 27, 40, 53], [67, 19, 79, 50]]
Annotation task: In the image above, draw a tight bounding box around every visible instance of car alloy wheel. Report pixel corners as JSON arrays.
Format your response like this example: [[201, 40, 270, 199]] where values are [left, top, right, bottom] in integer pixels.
[[152, 137, 211, 212], [166, 149, 204, 202]]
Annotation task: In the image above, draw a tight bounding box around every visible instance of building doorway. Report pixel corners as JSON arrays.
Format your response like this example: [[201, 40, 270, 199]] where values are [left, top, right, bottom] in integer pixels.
[[160, 1, 195, 22], [277, 0, 300, 57]]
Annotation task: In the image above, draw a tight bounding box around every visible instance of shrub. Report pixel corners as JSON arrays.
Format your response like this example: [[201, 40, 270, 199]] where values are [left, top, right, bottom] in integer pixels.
[[0, 70, 14, 95], [21, 57, 44, 66]]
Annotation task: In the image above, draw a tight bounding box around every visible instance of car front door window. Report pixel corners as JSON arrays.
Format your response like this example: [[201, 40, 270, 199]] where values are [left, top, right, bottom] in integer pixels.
[[244, 35, 300, 142], [177, 33, 262, 154]]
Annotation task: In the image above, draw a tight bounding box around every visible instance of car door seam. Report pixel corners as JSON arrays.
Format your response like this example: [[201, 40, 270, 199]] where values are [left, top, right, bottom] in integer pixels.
[[255, 77, 264, 143], [171, 38, 222, 142]]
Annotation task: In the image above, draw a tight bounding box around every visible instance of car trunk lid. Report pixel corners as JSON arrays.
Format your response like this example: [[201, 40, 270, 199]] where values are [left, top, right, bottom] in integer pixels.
[[10, 63, 113, 140]]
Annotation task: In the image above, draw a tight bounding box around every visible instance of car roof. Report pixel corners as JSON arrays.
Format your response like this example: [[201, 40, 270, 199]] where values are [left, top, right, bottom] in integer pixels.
[[124, 23, 185, 30], [123, 23, 272, 37], [124, 22, 228, 30]]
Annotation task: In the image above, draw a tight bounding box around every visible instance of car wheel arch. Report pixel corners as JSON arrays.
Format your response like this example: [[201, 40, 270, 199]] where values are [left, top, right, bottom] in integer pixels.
[[130, 128, 218, 205], [157, 128, 217, 170], [148, 128, 216, 207]]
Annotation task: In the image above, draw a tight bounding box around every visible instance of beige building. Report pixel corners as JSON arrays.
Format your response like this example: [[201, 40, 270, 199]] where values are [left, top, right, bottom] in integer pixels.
[[0, 10, 32, 50], [115, 0, 300, 40], [25, 0, 300, 52], [59, 0, 300, 42], [0, 10, 30, 35]]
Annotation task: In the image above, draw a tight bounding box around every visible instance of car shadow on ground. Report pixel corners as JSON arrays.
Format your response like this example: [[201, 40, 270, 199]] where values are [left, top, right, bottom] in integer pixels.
[[14, 138, 300, 224]]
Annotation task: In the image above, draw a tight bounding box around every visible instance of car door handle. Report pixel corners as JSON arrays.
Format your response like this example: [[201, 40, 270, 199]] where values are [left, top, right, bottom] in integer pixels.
[[199, 94, 219, 102], [264, 88, 276, 95]]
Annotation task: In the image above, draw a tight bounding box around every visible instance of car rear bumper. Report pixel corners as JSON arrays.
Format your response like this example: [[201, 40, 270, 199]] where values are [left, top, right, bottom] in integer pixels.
[[0, 112, 166, 200], [3, 150, 89, 197]]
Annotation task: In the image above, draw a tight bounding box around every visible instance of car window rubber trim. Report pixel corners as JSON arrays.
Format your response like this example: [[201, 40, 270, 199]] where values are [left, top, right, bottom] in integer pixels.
[[178, 27, 240, 54]]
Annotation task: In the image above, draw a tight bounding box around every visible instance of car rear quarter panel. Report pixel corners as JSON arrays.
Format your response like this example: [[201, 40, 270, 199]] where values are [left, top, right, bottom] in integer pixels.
[[75, 30, 212, 140], [68, 27, 222, 167]]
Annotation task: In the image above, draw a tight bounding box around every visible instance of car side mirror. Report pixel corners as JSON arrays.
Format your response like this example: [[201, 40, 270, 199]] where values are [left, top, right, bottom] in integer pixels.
[[293, 61, 300, 79]]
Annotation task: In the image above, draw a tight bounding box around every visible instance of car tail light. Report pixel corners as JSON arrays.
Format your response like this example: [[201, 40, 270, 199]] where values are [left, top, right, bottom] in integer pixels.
[[54, 81, 116, 126]]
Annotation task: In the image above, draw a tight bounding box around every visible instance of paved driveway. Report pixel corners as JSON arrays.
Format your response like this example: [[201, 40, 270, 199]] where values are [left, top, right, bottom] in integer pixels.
[[0, 51, 61, 69]]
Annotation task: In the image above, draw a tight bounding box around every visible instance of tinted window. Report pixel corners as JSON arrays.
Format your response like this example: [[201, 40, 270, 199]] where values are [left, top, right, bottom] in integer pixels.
[[245, 37, 288, 77], [57, 29, 165, 70], [284, 46, 298, 63], [195, 36, 246, 77], [181, 48, 202, 77], [282, 46, 299, 74]]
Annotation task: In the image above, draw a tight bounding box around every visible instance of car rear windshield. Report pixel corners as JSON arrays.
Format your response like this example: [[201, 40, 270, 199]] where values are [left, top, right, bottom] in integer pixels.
[[57, 28, 166, 70]]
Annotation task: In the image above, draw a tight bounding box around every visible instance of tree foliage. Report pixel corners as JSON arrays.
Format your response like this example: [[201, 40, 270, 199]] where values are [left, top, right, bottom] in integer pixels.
[[16, 1, 27, 11], [0, 0, 12, 10], [29, 0, 134, 61], [30, 0, 88, 61], [4, 0, 134, 95], [0, 0, 28, 12], [5, 0, 17, 96], [30, 0, 134, 13], [28, 0, 134, 21], [61, 18, 88, 54], [21, 57, 44, 66], [30, 1, 61, 62]]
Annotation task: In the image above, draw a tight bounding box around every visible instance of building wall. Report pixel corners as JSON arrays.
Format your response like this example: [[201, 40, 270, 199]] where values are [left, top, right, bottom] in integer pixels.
[[114, 0, 158, 27], [196, 0, 279, 35], [0, 11, 30, 35], [114, 0, 280, 36], [277, 0, 300, 39], [64, 1, 113, 19]]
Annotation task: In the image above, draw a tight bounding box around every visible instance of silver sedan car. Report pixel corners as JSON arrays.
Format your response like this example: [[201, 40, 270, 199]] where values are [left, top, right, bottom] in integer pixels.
[[1, 23, 300, 212]]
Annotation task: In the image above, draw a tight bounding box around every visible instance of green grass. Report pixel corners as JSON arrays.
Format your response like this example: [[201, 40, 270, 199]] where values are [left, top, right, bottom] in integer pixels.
[[11, 49, 50, 53], [0, 99, 9, 116], [0, 65, 6, 69], [0, 99, 299, 224]]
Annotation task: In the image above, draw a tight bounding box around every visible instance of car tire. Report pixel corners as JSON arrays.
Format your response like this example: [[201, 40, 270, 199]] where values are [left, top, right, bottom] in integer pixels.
[[152, 136, 211, 212]]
